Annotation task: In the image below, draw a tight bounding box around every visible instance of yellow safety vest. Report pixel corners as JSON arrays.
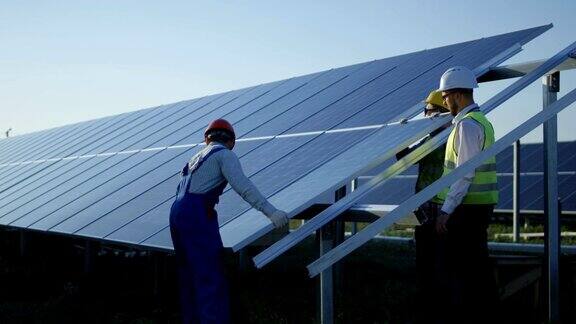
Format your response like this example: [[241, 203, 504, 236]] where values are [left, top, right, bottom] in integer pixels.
[[436, 110, 498, 205]]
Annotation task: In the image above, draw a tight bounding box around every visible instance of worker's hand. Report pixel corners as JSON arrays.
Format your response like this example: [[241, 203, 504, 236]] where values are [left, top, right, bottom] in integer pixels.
[[268, 210, 289, 229], [436, 211, 450, 234]]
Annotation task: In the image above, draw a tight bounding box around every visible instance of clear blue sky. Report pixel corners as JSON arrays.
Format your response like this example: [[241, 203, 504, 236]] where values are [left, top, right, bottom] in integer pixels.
[[1, 0, 575, 143]]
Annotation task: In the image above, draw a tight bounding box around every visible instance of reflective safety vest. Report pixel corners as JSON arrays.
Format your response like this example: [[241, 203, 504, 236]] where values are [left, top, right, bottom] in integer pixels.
[[436, 110, 498, 205]]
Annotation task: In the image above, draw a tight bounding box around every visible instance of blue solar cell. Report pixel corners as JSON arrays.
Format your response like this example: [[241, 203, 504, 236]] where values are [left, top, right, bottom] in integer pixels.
[[560, 175, 576, 211], [558, 142, 576, 171], [0, 154, 134, 224], [102, 93, 226, 152], [0, 103, 203, 216], [501, 175, 543, 210], [176, 65, 365, 145], [0, 105, 181, 206], [339, 35, 533, 130], [45, 148, 197, 233], [105, 198, 172, 244], [54, 109, 160, 157], [152, 73, 326, 148], [118, 88, 254, 150], [0, 114, 133, 192], [23, 147, 197, 231], [521, 144, 544, 173], [496, 145, 514, 173], [142, 226, 174, 250], [496, 175, 513, 210], [0, 122, 86, 177], [358, 177, 416, 205], [0, 120, 87, 164], [245, 49, 433, 137], [0, 127, 58, 164], [59, 106, 169, 157], [87, 100, 200, 152], [5, 149, 180, 227], [12, 113, 120, 162]]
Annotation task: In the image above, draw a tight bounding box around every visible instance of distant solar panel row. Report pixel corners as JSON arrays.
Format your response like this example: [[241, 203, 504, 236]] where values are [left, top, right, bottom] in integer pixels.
[[0, 25, 550, 251], [359, 141, 576, 212]]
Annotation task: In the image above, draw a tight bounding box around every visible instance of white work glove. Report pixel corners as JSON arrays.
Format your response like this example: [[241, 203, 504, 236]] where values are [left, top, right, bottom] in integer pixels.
[[267, 210, 289, 229]]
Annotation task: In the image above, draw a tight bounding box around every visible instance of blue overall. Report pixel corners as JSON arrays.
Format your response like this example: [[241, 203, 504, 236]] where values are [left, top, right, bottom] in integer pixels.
[[169, 146, 230, 324]]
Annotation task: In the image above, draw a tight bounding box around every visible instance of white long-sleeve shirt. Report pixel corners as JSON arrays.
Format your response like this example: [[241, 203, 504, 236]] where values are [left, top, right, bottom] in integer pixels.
[[440, 103, 485, 214], [186, 142, 278, 217]]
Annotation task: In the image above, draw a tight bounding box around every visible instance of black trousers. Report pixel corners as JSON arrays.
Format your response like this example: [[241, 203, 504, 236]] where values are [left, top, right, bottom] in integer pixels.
[[416, 204, 499, 324]]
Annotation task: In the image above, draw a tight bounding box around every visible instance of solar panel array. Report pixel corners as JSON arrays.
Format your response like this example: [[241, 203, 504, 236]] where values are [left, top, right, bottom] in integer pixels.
[[0, 25, 550, 251], [360, 141, 576, 212]]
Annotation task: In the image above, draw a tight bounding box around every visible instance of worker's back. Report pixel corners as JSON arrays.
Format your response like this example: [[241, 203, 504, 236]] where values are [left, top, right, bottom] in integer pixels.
[[186, 142, 232, 194]]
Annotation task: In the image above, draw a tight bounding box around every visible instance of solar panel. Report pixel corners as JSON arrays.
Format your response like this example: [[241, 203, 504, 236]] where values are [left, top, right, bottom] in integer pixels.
[[561, 176, 576, 211], [0, 25, 551, 252]]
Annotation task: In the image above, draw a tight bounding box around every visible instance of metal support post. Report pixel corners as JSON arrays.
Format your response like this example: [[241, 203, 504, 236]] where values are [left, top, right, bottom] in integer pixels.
[[317, 185, 346, 324], [84, 240, 97, 273], [153, 252, 160, 296], [513, 140, 521, 242], [238, 248, 253, 272], [543, 71, 560, 323], [19, 230, 26, 258], [318, 223, 335, 324], [351, 178, 359, 235]]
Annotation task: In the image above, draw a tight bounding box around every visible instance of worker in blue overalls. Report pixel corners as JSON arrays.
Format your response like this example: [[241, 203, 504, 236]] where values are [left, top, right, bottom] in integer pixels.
[[169, 119, 289, 324]]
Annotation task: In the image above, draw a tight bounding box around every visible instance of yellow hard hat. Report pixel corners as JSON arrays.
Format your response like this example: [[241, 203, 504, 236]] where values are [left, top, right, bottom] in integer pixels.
[[425, 90, 448, 111]]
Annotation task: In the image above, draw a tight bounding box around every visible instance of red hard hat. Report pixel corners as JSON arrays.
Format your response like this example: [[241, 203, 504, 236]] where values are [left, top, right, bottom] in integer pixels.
[[204, 119, 235, 138]]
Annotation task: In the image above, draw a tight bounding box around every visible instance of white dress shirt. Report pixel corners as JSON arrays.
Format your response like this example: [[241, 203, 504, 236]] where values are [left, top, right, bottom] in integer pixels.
[[441, 103, 485, 214]]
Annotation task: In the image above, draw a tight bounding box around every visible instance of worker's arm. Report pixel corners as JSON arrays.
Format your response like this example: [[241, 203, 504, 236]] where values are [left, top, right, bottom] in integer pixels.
[[440, 120, 484, 214], [218, 149, 284, 216]]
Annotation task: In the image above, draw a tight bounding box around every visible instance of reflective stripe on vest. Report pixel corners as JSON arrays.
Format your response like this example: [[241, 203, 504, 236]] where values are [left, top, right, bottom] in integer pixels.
[[436, 110, 499, 205]]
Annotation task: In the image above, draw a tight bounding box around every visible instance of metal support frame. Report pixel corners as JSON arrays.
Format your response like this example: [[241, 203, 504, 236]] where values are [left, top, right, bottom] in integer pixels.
[[513, 140, 522, 242], [543, 71, 560, 323], [317, 186, 346, 324], [307, 84, 576, 277]]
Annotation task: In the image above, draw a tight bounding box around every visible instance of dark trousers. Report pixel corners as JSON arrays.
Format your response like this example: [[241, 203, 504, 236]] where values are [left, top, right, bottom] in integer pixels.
[[415, 204, 499, 324], [440, 204, 499, 324], [414, 222, 441, 323]]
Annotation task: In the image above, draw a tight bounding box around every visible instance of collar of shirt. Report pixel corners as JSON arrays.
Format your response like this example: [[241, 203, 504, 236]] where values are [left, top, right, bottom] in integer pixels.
[[208, 141, 227, 149], [452, 103, 479, 125]]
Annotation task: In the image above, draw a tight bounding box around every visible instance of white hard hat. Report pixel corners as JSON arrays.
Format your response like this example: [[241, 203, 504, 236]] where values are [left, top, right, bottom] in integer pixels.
[[438, 66, 478, 91]]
